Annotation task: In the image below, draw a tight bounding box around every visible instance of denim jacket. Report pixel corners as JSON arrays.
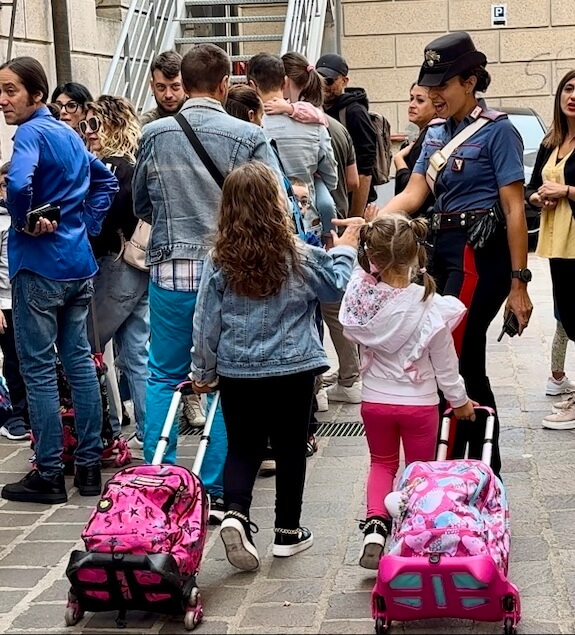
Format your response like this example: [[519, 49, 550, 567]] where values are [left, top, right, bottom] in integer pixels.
[[133, 97, 283, 265], [191, 244, 357, 381]]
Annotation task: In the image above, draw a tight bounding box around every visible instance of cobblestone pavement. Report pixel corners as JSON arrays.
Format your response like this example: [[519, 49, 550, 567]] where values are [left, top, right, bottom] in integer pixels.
[[1, 253, 574, 634]]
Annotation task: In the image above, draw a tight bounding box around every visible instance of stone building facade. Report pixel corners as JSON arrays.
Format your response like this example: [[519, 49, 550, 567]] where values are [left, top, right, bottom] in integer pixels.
[[0, 0, 125, 160], [340, 0, 575, 135], [2, 0, 575, 156]]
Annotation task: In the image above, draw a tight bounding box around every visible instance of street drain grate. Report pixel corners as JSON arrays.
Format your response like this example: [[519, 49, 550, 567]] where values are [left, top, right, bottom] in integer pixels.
[[316, 421, 365, 437], [180, 421, 365, 437]]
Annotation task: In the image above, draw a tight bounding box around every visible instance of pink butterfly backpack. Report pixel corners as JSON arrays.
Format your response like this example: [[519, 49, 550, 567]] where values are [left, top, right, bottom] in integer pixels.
[[387, 459, 510, 574]]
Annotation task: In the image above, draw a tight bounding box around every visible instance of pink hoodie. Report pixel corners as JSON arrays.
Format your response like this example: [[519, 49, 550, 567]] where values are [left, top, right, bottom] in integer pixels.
[[339, 267, 469, 407]]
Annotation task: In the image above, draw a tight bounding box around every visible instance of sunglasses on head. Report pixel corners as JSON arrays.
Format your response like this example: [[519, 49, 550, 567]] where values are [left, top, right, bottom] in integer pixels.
[[78, 116, 102, 136], [55, 100, 80, 114]]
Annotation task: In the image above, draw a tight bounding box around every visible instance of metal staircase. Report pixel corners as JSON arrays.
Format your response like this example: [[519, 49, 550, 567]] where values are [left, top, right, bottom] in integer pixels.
[[102, 0, 337, 114]]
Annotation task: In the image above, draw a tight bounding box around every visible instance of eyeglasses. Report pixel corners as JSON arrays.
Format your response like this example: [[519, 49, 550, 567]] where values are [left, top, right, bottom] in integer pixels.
[[78, 116, 102, 136], [55, 100, 80, 114], [296, 196, 310, 208]]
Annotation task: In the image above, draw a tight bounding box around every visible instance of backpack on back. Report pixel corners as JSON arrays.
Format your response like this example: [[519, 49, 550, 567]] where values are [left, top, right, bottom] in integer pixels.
[[339, 107, 392, 186]]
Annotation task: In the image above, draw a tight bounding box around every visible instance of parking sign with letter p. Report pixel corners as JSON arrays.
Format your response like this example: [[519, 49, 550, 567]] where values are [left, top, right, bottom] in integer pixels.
[[491, 3, 507, 27]]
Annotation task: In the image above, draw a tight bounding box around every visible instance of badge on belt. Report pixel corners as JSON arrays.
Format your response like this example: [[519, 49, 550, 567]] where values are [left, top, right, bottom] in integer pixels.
[[452, 158, 464, 172]]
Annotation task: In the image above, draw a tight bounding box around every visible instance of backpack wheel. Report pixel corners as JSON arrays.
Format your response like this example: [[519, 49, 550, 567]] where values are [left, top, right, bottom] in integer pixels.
[[375, 616, 389, 634], [188, 586, 200, 608], [184, 606, 203, 631], [503, 617, 516, 635], [64, 606, 83, 627]]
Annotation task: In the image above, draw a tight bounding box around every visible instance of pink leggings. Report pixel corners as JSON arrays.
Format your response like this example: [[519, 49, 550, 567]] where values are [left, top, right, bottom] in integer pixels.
[[361, 402, 439, 519]]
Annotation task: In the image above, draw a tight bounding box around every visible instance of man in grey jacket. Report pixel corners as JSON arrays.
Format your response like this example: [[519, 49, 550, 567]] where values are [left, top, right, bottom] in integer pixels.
[[133, 44, 283, 520]]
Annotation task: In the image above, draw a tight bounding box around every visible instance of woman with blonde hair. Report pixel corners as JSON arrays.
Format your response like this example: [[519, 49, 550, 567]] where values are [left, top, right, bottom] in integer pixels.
[[191, 161, 360, 571], [80, 95, 149, 452]]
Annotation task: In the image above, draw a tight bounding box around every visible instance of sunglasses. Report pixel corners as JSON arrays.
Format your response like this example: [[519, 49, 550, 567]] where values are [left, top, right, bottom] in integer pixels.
[[78, 116, 102, 136], [55, 100, 80, 114], [323, 77, 337, 86]]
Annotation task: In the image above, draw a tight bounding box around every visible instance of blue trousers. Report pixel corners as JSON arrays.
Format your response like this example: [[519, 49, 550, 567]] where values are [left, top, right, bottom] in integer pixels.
[[12, 271, 103, 478], [144, 281, 226, 497]]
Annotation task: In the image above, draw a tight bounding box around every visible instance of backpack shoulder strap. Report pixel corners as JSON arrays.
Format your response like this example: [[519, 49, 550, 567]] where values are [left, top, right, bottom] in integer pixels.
[[338, 107, 347, 128], [425, 117, 490, 192], [175, 113, 226, 189]]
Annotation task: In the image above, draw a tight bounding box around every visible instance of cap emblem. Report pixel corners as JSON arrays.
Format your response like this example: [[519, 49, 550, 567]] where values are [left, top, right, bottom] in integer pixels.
[[425, 50, 441, 67]]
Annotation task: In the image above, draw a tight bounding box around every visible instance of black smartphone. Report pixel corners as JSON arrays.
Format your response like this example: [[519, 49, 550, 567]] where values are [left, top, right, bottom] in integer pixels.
[[26, 204, 61, 232], [497, 311, 520, 342]]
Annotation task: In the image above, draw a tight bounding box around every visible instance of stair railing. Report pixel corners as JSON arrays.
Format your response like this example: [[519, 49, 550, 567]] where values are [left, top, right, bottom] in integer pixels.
[[281, 0, 329, 62], [102, 0, 180, 114], [102, 0, 332, 113]]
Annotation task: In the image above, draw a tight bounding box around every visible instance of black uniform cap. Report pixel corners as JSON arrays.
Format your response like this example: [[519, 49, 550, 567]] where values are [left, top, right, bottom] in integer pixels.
[[418, 31, 487, 87]]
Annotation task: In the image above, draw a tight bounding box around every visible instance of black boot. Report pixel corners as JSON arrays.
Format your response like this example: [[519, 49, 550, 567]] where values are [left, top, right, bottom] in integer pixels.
[[74, 464, 102, 497], [1, 469, 67, 504]]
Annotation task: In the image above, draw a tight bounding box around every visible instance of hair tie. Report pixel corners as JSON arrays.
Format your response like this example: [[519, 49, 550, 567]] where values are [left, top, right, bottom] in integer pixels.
[[419, 267, 427, 275], [306, 64, 315, 72]]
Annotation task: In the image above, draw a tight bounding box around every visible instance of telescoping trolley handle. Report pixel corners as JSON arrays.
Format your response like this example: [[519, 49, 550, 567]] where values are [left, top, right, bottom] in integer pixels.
[[152, 381, 220, 473], [436, 406, 496, 465]]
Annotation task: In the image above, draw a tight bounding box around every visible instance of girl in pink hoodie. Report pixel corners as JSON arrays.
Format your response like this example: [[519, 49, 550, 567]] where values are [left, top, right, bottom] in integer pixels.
[[339, 212, 475, 569]]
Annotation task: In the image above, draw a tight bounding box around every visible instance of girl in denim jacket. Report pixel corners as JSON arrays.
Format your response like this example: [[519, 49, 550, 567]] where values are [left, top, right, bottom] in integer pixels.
[[338, 213, 475, 570], [191, 161, 360, 572]]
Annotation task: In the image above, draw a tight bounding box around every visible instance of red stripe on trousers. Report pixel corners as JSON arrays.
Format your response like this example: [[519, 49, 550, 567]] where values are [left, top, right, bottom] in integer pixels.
[[447, 243, 478, 458]]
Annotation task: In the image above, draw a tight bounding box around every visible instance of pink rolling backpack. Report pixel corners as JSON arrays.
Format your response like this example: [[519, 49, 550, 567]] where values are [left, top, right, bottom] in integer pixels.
[[372, 407, 521, 635], [64, 384, 216, 631]]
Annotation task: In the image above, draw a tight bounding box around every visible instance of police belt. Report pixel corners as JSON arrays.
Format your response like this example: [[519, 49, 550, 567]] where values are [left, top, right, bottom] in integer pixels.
[[431, 209, 492, 231]]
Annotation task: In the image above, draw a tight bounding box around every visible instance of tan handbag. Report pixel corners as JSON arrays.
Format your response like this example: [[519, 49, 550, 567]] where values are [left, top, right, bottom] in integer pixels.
[[121, 220, 151, 272]]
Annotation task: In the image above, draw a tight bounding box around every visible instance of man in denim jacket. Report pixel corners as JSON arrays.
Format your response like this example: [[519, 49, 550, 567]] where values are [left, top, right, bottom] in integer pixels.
[[133, 44, 283, 516], [0, 57, 118, 504]]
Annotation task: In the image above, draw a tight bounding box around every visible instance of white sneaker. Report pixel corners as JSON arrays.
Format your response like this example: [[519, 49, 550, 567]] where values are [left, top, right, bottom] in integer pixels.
[[179, 394, 206, 429], [316, 388, 329, 412], [542, 405, 575, 430], [545, 375, 575, 396], [326, 382, 362, 404], [552, 394, 575, 413], [127, 434, 143, 460]]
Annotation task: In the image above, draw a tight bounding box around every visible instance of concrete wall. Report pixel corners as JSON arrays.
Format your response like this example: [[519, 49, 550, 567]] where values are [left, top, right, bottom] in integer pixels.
[[339, 0, 575, 136], [0, 0, 122, 161]]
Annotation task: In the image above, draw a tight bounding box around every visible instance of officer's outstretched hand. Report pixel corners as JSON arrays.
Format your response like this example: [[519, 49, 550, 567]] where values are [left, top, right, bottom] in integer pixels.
[[331, 216, 364, 249]]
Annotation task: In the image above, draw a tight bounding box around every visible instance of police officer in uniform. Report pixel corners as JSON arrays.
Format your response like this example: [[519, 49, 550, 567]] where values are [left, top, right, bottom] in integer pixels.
[[375, 31, 533, 475]]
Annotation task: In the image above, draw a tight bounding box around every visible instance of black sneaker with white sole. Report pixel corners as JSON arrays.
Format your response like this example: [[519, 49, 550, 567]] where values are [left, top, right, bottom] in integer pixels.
[[359, 516, 391, 570], [272, 526, 313, 557], [220, 510, 260, 571]]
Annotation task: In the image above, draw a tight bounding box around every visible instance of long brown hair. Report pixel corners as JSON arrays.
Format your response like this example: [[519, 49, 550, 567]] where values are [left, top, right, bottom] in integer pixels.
[[544, 69, 575, 149], [358, 213, 435, 300], [281, 51, 324, 107], [213, 161, 301, 298]]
